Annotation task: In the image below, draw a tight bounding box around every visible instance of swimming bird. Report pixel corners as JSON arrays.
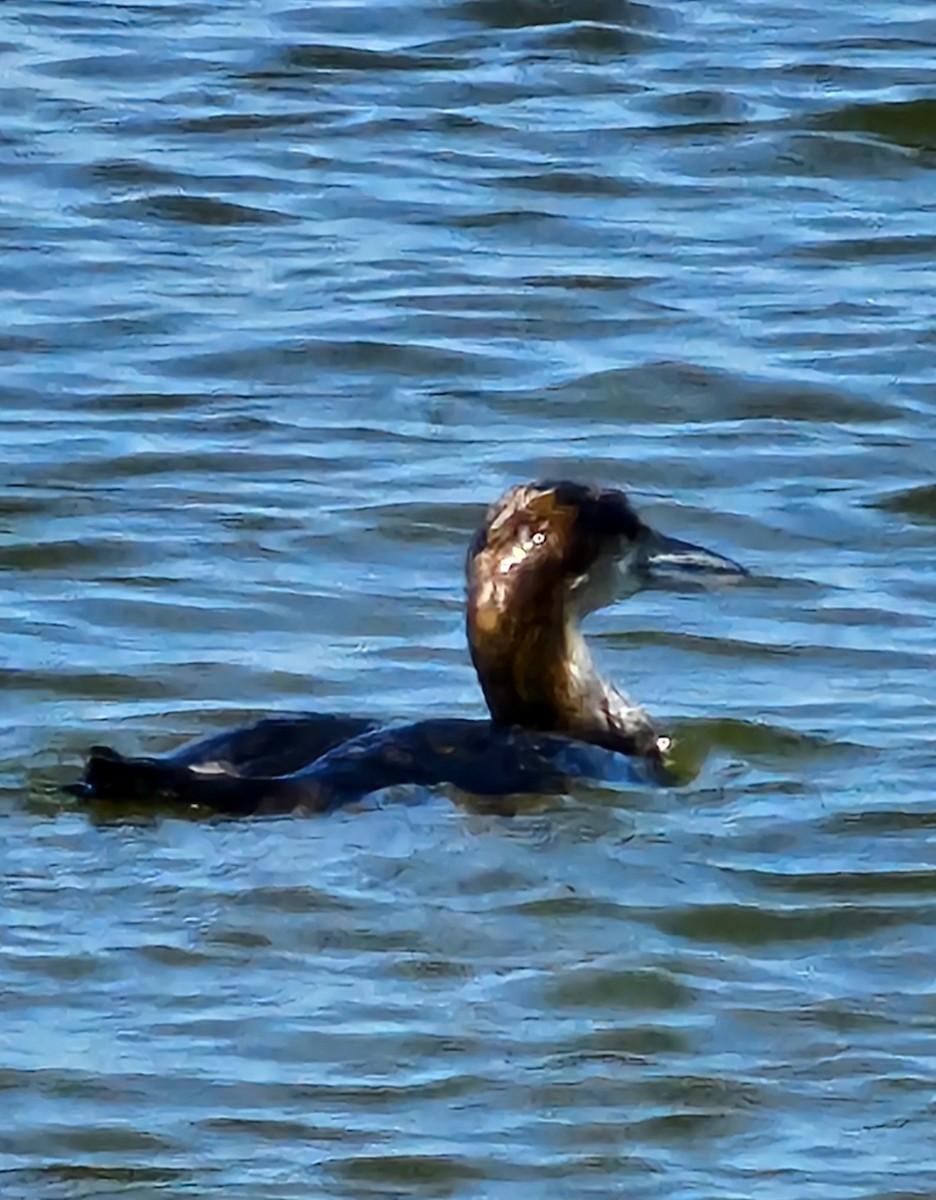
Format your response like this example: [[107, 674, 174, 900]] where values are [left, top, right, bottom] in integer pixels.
[[68, 481, 745, 816]]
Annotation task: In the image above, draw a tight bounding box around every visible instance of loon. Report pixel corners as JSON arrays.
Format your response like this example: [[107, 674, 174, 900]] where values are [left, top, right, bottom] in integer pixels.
[[68, 481, 745, 816]]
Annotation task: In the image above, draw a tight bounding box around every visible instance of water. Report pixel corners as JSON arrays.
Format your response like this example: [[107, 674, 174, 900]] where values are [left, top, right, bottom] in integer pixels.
[[3, 0, 935, 1195]]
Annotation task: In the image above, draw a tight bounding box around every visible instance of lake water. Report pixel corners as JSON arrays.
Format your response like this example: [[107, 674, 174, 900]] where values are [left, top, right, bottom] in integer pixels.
[[3, 0, 936, 1196]]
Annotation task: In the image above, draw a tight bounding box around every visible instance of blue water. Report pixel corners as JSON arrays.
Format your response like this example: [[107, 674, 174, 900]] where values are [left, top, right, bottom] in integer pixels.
[[3, 0, 936, 1196]]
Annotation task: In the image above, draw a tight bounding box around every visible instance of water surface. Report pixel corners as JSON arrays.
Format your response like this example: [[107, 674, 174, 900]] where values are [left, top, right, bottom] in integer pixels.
[[3, 0, 936, 1196]]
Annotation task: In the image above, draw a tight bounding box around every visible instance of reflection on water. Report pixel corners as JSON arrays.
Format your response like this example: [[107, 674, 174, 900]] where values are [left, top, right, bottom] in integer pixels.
[[2, 0, 935, 1195]]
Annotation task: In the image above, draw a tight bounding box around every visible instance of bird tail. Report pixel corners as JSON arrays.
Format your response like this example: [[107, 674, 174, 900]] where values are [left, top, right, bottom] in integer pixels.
[[64, 745, 196, 803], [64, 745, 300, 816]]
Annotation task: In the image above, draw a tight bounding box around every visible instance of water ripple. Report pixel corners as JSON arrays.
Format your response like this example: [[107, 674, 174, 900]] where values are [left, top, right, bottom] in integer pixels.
[[4, 0, 936, 1196]]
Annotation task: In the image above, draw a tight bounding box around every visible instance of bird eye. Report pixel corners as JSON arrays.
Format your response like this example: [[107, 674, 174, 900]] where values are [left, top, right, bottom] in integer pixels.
[[531, 531, 546, 546]]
